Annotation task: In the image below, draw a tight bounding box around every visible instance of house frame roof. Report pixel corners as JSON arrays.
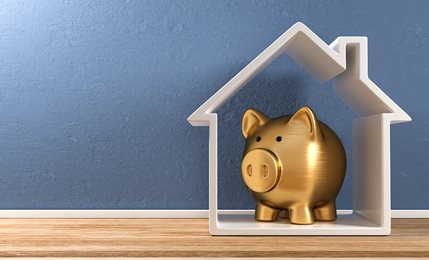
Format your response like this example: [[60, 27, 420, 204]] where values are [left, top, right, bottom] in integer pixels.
[[188, 22, 411, 125]]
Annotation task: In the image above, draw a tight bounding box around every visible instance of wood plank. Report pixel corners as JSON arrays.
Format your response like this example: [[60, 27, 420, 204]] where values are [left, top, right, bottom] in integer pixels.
[[0, 219, 427, 257]]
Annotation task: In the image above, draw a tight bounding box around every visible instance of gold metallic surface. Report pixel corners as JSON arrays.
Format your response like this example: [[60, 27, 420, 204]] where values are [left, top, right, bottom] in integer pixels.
[[241, 149, 281, 193], [241, 106, 346, 225]]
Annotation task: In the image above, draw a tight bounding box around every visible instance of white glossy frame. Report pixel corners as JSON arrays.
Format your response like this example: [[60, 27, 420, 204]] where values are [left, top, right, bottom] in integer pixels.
[[188, 22, 411, 235]]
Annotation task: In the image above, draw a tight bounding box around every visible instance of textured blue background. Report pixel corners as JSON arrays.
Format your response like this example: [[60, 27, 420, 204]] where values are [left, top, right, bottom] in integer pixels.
[[0, 0, 427, 209]]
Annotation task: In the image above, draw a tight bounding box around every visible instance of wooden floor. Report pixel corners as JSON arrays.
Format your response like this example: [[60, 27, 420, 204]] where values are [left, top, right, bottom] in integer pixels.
[[0, 219, 428, 258]]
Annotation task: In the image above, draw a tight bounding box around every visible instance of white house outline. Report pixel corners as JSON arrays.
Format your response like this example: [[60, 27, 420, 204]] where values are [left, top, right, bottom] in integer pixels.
[[188, 22, 411, 235]]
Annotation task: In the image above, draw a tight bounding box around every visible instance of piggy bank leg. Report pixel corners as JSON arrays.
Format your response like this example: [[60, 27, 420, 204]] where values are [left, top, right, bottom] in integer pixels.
[[255, 202, 280, 222], [313, 201, 337, 221], [288, 204, 315, 224]]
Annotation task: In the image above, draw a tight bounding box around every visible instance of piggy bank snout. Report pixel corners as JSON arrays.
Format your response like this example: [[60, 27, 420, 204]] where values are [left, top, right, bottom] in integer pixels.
[[241, 149, 281, 193]]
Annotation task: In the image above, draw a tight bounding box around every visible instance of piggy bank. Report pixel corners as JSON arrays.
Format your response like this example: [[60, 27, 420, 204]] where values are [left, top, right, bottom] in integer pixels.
[[241, 106, 346, 224]]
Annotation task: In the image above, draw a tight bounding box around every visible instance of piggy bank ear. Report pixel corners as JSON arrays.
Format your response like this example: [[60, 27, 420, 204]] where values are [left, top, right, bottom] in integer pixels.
[[242, 108, 269, 139], [289, 106, 322, 140]]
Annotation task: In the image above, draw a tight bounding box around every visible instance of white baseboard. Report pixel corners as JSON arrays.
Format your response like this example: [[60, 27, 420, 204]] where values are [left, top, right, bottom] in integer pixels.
[[391, 210, 429, 218], [0, 209, 426, 218]]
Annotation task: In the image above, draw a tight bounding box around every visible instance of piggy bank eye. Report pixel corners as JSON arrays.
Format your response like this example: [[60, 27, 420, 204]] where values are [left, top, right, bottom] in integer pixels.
[[276, 136, 282, 142], [256, 136, 262, 142]]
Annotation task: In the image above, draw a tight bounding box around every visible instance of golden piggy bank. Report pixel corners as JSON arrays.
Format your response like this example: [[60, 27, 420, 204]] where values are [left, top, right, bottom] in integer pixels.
[[241, 106, 346, 224]]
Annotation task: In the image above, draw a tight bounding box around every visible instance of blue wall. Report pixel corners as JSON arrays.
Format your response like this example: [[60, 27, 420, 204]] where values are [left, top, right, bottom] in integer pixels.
[[0, 0, 427, 209]]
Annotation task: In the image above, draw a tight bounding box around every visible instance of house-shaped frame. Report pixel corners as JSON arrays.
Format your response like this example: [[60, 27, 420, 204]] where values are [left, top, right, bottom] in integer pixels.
[[188, 22, 411, 235]]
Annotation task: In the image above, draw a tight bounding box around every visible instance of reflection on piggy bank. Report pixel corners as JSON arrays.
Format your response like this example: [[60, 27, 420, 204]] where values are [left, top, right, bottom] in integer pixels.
[[241, 106, 346, 224]]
